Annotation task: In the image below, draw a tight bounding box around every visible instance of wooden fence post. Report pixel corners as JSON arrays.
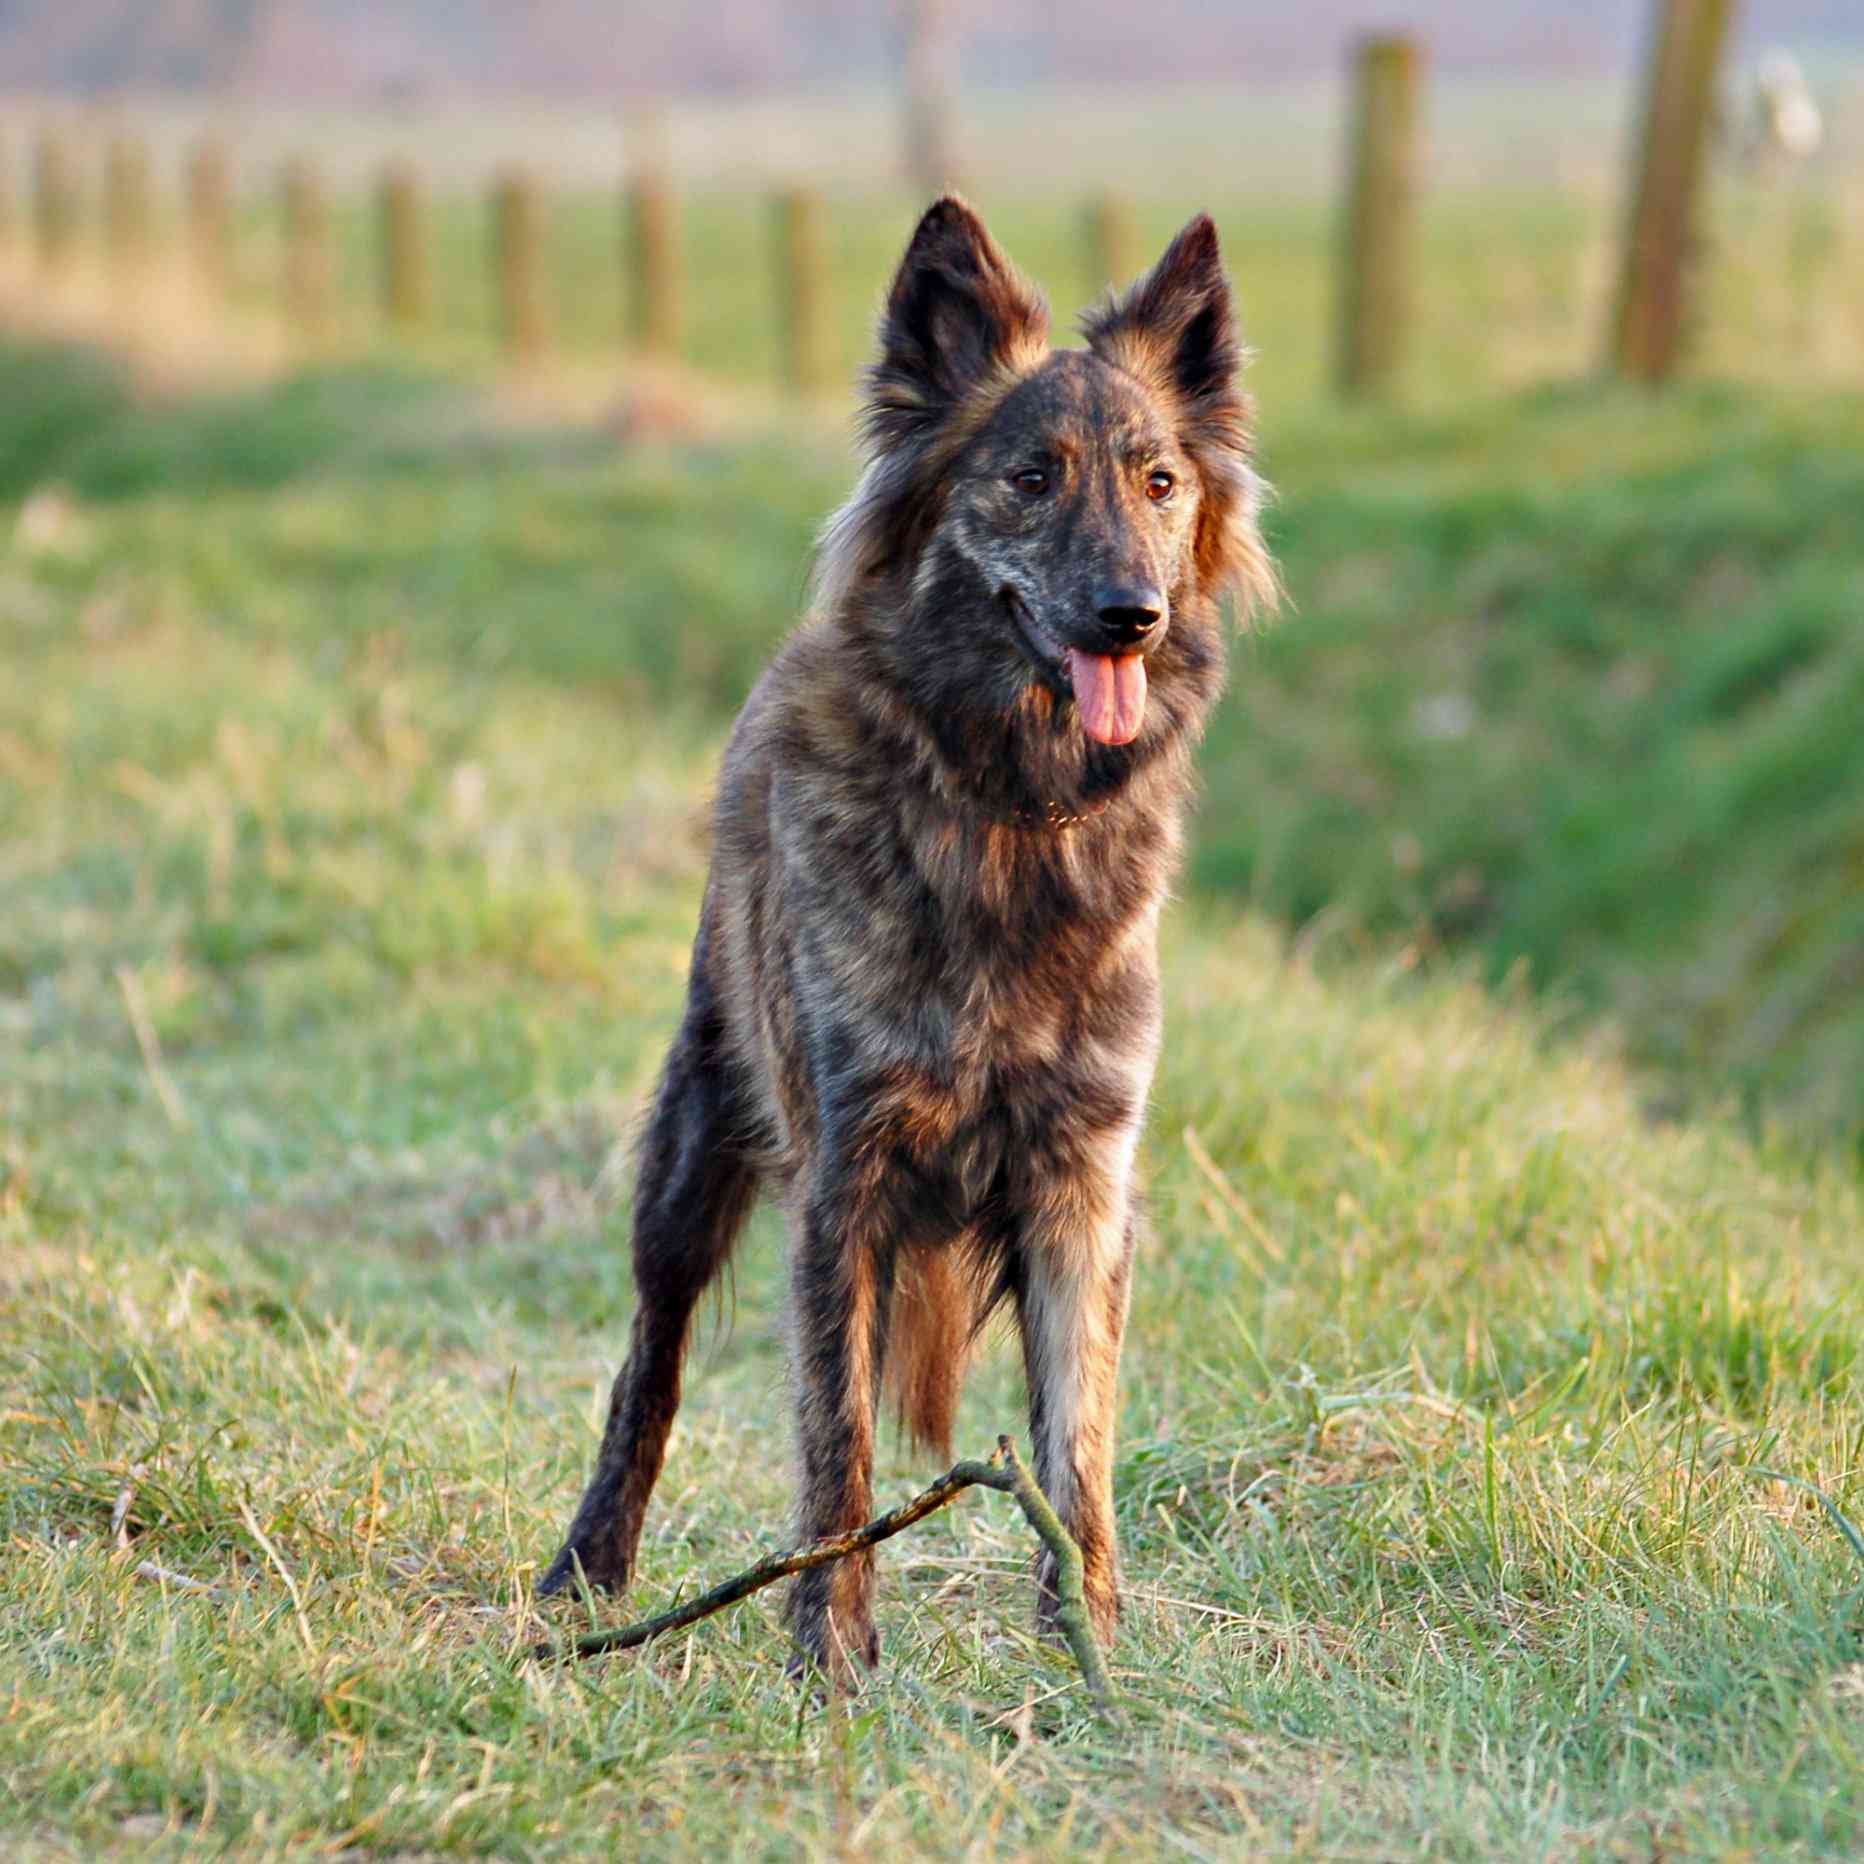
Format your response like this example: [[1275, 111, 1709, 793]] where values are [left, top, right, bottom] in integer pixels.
[[493, 168, 546, 363], [0, 126, 15, 256], [186, 138, 232, 299], [1609, 0, 1736, 382], [1085, 192, 1138, 293], [625, 169, 680, 358], [33, 126, 80, 275], [902, 0, 960, 191], [281, 157, 333, 343], [104, 133, 154, 277], [1337, 34, 1424, 398], [772, 186, 831, 395], [378, 161, 429, 331]]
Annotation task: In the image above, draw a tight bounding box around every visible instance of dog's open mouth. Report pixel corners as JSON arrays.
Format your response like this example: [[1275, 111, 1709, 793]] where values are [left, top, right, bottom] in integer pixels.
[[1004, 593, 1146, 747]]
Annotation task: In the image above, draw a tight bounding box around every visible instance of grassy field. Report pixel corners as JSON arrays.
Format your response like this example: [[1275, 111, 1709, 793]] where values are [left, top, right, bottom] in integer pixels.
[[3, 344, 1864, 1856], [1207, 382, 1864, 1139], [5, 340, 1861, 1137]]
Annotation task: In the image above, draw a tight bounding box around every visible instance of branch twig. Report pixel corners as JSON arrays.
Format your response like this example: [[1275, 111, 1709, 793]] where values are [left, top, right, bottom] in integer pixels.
[[532, 1434, 1114, 1706], [134, 1560, 220, 1597], [990, 1436, 1116, 1705]]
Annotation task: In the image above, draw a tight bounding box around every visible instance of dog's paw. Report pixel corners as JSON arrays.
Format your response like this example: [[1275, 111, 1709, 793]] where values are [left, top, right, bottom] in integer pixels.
[[536, 1542, 630, 1599], [787, 1613, 881, 1687], [1034, 1548, 1121, 1646]]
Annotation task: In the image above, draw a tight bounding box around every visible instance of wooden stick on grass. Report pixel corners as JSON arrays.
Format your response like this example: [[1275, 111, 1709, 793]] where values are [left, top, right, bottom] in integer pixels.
[[534, 1434, 1115, 1706]]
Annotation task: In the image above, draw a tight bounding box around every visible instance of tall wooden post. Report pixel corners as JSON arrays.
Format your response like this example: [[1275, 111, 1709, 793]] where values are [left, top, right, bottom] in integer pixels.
[[1085, 192, 1138, 293], [104, 134, 154, 277], [493, 168, 546, 363], [1610, 0, 1737, 382], [281, 157, 333, 343], [0, 126, 15, 256], [625, 169, 680, 358], [902, 0, 959, 191], [33, 126, 80, 275], [772, 186, 831, 395], [186, 138, 232, 299], [1337, 34, 1423, 398], [378, 161, 429, 331]]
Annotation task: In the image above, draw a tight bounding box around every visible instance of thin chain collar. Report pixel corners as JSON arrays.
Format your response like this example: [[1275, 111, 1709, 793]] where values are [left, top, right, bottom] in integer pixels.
[[979, 792, 1118, 831]]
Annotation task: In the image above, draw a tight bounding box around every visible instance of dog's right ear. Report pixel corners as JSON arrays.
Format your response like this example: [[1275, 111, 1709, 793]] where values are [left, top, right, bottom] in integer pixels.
[[868, 197, 1049, 444], [815, 200, 1047, 616]]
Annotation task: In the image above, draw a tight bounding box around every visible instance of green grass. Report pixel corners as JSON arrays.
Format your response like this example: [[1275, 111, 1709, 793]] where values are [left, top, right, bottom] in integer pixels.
[[1207, 382, 1864, 1139], [5, 341, 1860, 1137], [3, 343, 1864, 1856]]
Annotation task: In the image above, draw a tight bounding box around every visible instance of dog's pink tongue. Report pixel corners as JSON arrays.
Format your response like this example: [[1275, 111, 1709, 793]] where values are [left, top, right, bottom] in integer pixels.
[[1068, 649, 1146, 745]]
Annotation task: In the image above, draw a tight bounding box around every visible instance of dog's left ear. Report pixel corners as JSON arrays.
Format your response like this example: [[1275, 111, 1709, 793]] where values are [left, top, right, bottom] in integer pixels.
[[1083, 215, 1241, 422], [1087, 216, 1277, 613]]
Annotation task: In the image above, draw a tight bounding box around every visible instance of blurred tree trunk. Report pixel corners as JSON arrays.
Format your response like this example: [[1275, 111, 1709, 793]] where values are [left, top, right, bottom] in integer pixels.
[[902, 0, 960, 195]]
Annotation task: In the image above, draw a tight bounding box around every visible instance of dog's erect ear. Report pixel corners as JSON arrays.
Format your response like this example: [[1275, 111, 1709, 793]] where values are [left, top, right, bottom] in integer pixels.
[[1085, 216, 1277, 614], [1083, 214, 1240, 416], [869, 196, 1049, 440], [816, 200, 1046, 613]]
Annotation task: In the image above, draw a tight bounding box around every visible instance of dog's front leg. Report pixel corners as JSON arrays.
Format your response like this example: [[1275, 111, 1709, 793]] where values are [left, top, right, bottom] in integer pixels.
[[785, 1174, 893, 1682], [1016, 1179, 1137, 1647]]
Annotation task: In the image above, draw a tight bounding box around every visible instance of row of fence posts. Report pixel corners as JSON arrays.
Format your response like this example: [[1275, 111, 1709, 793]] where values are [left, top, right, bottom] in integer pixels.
[[1336, 0, 1728, 390], [0, 0, 1735, 397], [15, 126, 230, 290], [3, 119, 1409, 397], [0, 124, 848, 389]]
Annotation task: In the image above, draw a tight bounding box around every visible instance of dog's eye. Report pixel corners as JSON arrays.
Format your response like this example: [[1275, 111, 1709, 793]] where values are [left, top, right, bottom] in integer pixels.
[[1011, 468, 1050, 496], [1146, 471, 1175, 502]]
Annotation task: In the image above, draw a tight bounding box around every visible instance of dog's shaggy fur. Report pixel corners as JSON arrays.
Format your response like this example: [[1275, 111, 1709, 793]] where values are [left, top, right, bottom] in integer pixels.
[[541, 197, 1275, 1677]]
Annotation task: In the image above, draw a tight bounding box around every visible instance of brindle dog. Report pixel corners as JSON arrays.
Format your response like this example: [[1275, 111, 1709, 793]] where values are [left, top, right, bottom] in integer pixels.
[[541, 196, 1276, 1678]]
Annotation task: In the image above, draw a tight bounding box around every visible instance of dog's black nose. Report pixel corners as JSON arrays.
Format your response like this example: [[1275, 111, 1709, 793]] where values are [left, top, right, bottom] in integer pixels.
[[1095, 586, 1164, 647]]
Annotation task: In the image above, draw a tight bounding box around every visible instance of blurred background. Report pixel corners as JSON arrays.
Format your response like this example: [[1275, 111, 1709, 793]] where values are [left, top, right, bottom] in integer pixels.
[[3, 2, 1862, 401], [2, 0, 1861, 1152]]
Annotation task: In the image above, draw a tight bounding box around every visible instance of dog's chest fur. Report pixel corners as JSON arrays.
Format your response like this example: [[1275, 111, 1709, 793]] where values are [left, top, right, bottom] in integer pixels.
[[709, 629, 1176, 1215]]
